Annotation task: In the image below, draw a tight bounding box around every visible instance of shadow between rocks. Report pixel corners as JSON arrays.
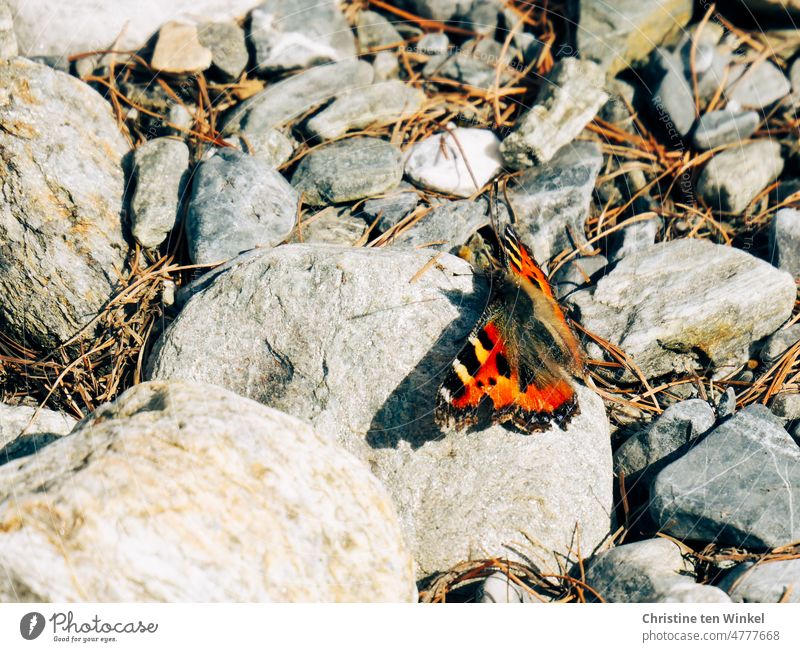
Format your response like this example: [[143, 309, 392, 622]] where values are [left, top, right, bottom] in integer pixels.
[[366, 275, 491, 450]]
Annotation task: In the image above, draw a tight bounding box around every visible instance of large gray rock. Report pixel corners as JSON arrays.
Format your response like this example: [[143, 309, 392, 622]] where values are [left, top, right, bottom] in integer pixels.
[[692, 110, 760, 151], [291, 137, 403, 206], [0, 58, 129, 349], [718, 560, 800, 603], [0, 381, 416, 601], [569, 239, 796, 380], [585, 539, 731, 602], [130, 137, 190, 249], [8, 0, 262, 58], [500, 58, 608, 167], [249, 0, 356, 73], [148, 245, 614, 577], [650, 405, 800, 549], [223, 60, 374, 135], [727, 60, 791, 111], [576, 0, 693, 75], [305, 81, 424, 141], [614, 399, 716, 480], [186, 149, 298, 264], [504, 141, 602, 264], [0, 403, 75, 464], [697, 140, 784, 214]]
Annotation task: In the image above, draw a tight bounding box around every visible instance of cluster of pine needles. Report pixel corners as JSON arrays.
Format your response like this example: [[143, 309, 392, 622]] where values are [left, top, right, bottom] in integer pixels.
[[1, 0, 799, 602]]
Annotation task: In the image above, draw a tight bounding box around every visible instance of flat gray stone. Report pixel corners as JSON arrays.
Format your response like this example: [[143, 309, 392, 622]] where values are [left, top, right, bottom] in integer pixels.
[[697, 140, 784, 214], [249, 0, 356, 73], [504, 141, 603, 264], [650, 405, 800, 549], [148, 245, 613, 577], [387, 197, 490, 252], [0, 403, 75, 465], [585, 539, 731, 602], [305, 81, 424, 141], [373, 50, 399, 81], [198, 21, 249, 80], [417, 32, 449, 55], [361, 183, 420, 231], [232, 127, 294, 168], [223, 60, 374, 134], [0, 58, 129, 349], [651, 50, 695, 137], [568, 239, 796, 380], [614, 399, 716, 479], [289, 207, 367, 245], [692, 109, 760, 151], [0, 381, 416, 601], [771, 393, 800, 419], [292, 137, 403, 206], [130, 137, 190, 249], [576, 0, 693, 75], [356, 10, 402, 50], [423, 38, 512, 89], [611, 217, 661, 262], [770, 207, 800, 277], [0, 1, 16, 58], [500, 57, 608, 167], [728, 60, 791, 111], [718, 560, 800, 603], [186, 148, 298, 264], [552, 256, 608, 300]]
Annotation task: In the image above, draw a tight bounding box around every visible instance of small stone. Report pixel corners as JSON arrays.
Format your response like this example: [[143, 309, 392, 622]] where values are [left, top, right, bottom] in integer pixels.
[[552, 256, 608, 300], [650, 50, 695, 138], [306, 81, 425, 141], [373, 51, 399, 81], [235, 127, 294, 168], [614, 399, 716, 480], [504, 141, 602, 264], [198, 21, 249, 81], [692, 109, 760, 150], [223, 60, 375, 134], [405, 127, 502, 198], [718, 560, 800, 603], [500, 57, 608, 167], [770, 208, 800, 277], [292, 137, 403, 206], [403, 0, 472, 21], [771, 393, 800, 419], [727, 60, 791, 111], [577, 0, 693, 75], [476, 572, 532, 603], [1, 403, 75, 465], [760, 324, 800, 363], [151, 22, 212, 73], [600, 77, 636, 128], [356, 10, 402, 50], [716, 387, 737, 418], [249, 0, 356, 73], [130, 138, 190, 249], [0, 1, 17, 58], [460, 0, 500, 36], [187, 149, 298, 264], [791, 57, 800, 95], [696, 53, 745, 106], [361, 183, 420, 231], [0, 381, 416, 601], [417, 32, 449, 55], [568, 239, 796, 380], [424, 38, 512, 89], [167, 103, 194, 134], [585, 539, 731, 603], [290, 207, 367, 245], [697, 140, 784, 214], [387, 197, 490, 252], [650, 405, 800, 549], [611, 217, 661, 262]]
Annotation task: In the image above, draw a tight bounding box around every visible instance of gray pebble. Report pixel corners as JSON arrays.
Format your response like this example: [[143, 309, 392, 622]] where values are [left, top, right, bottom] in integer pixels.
[[198, 21, 249, 81], [692, 109, 759, 150]]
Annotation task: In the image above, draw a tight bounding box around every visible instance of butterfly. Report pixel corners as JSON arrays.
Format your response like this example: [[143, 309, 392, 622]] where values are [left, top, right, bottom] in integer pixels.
[[435, 225, 584, 433]]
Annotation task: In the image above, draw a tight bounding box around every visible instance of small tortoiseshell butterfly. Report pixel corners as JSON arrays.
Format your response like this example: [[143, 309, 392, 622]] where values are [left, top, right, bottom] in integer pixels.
[[435, 225, 584, 433]]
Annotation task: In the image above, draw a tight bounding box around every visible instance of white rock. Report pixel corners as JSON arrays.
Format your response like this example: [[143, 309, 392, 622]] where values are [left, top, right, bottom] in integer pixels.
[[404, 127, 503, 198], [0, 381, 417, 601]]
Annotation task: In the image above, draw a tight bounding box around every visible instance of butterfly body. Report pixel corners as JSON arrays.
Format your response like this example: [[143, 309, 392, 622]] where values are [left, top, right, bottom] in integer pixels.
[[435, 226, 584, 433]]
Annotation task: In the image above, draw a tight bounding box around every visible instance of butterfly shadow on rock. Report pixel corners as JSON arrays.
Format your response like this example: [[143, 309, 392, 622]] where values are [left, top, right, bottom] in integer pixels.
[[366, 274, 492, 450]]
